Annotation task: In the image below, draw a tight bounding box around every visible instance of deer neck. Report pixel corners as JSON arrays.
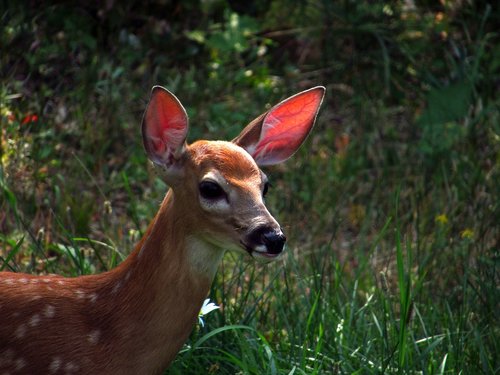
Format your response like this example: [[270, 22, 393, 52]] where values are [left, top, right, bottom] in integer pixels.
[[107, 189, 225, 371]]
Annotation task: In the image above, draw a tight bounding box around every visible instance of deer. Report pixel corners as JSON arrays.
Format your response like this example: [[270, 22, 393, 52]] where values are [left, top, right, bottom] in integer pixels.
[[0, 85, 325, 374]]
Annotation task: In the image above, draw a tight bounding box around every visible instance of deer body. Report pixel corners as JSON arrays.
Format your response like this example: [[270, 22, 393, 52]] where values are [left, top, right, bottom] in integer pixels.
[[0, 87, 324, 374]]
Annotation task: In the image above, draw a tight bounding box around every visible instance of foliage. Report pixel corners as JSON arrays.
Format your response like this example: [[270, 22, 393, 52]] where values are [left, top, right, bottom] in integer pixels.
[[1, 0, 499, 373]]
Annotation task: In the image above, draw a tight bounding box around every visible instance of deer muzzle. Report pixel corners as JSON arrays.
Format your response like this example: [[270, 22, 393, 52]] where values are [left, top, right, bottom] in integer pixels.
[[243, 225, 286, 258]]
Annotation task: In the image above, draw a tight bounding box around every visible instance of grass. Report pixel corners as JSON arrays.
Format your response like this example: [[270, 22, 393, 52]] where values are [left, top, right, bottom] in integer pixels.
[[1, 1, 499, 374]]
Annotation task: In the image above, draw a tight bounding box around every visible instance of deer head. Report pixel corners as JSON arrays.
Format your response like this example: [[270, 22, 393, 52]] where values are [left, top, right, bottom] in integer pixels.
[[142, 86, 325, 262]]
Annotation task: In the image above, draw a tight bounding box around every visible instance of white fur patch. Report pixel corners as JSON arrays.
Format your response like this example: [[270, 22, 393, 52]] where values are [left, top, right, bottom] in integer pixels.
[[15, 324, 27, 339], [199, 197, 230, 212], [186, 236, 225, 279], [15, 358, 26, 370], [75, 290, 85, 299], [49, 357, 61, 373], [28, 314, 40, 327], [112, 281, 122, 294], [88, 330, 100, 344], [64, 361, 79, 373], [89, 293, 98, 303], [44, 305, 56, 318]]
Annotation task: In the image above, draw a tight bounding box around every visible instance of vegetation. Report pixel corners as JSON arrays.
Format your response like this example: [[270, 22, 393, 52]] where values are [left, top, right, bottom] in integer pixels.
[[1, 1, 498, 373]]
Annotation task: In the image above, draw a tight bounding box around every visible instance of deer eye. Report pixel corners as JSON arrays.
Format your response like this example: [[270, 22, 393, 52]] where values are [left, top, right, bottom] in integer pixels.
[[263, 182, 270, 197], [199, 181, 226, 200]]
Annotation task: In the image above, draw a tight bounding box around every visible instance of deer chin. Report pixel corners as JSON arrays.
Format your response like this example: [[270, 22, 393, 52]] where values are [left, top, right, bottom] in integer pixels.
[[251, 250, 284, 263], [240, 241, 284, 262]]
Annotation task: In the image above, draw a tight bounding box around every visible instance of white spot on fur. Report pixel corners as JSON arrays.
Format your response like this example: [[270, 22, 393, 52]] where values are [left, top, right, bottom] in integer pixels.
[[88, 330, 100, 344], [30, 279, 39, 284], [15, 324, 27, 338], [44, 305, 55, 318], [64, 361, 79, 373], [200, 196, 231, 212], [89, 293, 98, 303], [19, 278, 28, 284], [42, 278, 52, 283], [29, 314, 41, 327], [30, 295, 42, 301], [112, 281, 122, 294], [57, 280, 65, 285], [49, 357, 61, 373], [15, 358, 26, 370], [75, 290, 85, 299], [3, 278, 14, 285]]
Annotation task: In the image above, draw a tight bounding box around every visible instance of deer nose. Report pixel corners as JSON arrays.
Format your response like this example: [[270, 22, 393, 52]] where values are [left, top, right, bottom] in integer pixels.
[[261, 229, 286, 254], [245, 226, 287, 256]]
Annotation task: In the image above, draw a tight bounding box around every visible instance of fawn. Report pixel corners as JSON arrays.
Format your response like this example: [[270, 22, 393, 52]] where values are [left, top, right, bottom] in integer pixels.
[[0, 85, 325, 374]]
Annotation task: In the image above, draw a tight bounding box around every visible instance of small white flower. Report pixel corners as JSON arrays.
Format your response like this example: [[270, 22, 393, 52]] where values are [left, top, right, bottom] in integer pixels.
[[198, 299, 220, 327]]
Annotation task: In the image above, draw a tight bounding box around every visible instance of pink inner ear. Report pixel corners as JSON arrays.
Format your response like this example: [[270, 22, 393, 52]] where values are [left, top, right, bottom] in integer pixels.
[[253, 88, 324, 165], [143, 87, 188, 164]]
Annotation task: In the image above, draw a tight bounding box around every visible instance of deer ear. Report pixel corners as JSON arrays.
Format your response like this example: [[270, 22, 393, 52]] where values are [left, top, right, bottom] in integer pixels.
[[142, 86, 188, 167], [233, 86, 325, 166]]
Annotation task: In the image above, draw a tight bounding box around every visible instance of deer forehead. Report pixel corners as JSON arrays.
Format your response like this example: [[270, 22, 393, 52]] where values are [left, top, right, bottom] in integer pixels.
[[189, 140, 262, 185]]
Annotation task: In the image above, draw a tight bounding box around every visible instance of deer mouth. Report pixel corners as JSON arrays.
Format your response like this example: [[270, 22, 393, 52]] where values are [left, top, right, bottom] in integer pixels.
[[240, 241, 283, 260]]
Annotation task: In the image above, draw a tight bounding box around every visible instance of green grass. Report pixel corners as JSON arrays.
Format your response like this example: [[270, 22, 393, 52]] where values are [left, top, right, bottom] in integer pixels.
[[1, 1, 499, 374]]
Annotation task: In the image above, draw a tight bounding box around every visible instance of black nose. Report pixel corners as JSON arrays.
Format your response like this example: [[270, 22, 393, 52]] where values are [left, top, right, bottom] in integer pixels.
[[262, 230, 286, 254]]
